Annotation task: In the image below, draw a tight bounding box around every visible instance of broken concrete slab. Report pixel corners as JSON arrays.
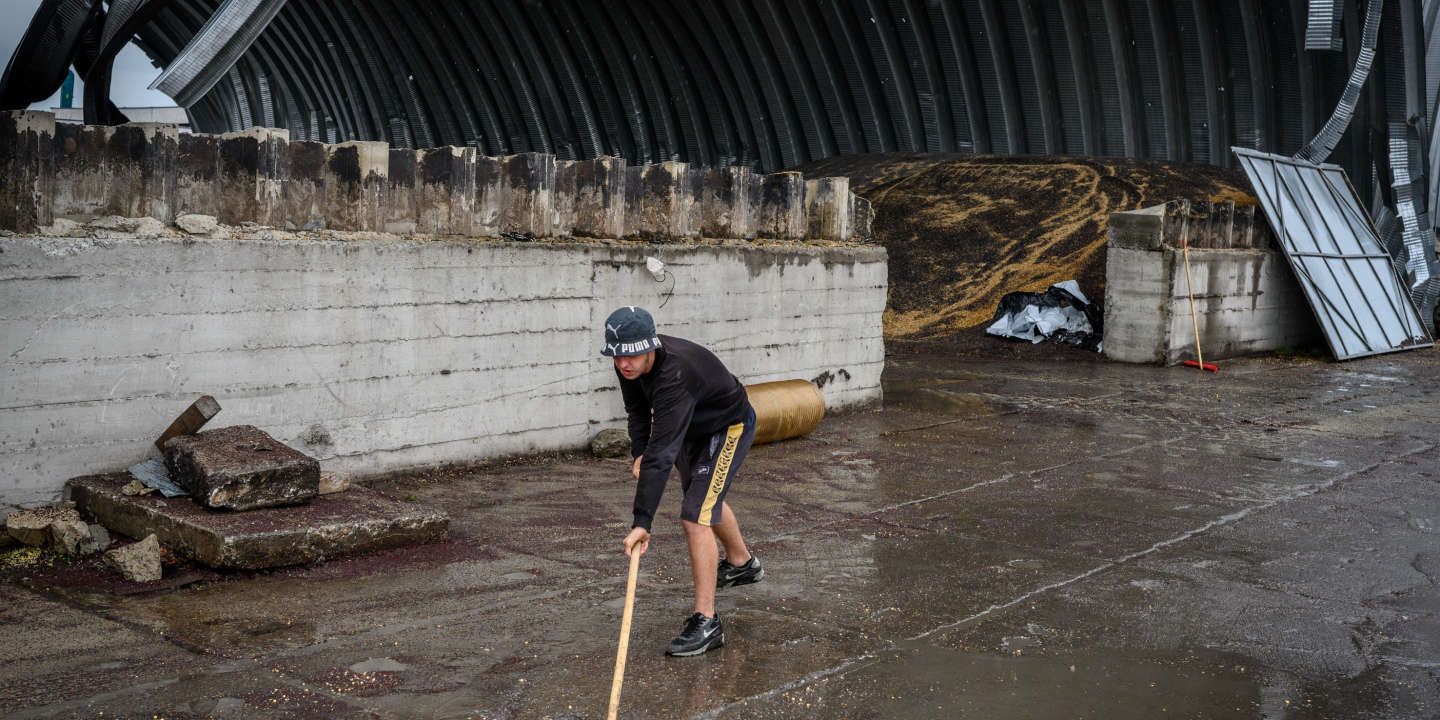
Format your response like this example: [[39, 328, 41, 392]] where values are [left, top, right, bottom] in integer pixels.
[[104, 534, 163, 582], [5, 502, 81, 548], [68, 473, 448, 570], [50, 515, 99, 555], [164, 425, 319, 511]]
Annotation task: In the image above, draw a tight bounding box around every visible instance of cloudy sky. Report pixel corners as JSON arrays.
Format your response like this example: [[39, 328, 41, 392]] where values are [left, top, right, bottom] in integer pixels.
[[2, 0, 176, 109]]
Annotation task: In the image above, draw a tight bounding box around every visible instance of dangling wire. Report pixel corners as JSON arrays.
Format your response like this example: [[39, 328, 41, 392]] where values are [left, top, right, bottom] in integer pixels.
[[656, 269, 677, 309]]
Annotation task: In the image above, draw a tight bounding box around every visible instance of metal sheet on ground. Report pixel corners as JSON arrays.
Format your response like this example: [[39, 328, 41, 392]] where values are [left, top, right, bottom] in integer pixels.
[[1233, 148, 1433, 360]]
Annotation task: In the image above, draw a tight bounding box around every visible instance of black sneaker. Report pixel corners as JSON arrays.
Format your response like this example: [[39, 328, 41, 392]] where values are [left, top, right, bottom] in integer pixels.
[[717, 556, 764, 588], [665, 613, 724, 656]]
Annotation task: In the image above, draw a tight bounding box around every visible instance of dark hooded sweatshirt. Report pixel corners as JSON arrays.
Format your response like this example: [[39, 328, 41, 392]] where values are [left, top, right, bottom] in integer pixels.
[[618, 335, 751, 531]]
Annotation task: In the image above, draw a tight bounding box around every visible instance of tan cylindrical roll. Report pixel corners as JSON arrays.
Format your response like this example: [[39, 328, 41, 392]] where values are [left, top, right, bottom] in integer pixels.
[[746, 379, 826, 446]]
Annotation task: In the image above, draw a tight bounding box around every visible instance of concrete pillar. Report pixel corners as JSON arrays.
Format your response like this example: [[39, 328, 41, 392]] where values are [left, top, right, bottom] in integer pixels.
[[0, 111, 55, 232], [474, 155, 503, 236], [323, 140, 388, 231], [499, 152, 555, 238], [805, 177, 852, 242], [571, 156, 626, 238], [213, 127, 288, 228], [53, 123, 179, 222], [282, 139, 324, 230], [417, 146, 476, 235], [756, 171, 806, 240], [384, 148, 418, 234], [700, 166, 754, 239]]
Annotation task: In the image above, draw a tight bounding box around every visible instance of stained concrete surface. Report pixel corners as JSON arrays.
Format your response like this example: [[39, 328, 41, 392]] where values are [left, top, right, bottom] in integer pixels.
[[2, 343, 1438, 719]]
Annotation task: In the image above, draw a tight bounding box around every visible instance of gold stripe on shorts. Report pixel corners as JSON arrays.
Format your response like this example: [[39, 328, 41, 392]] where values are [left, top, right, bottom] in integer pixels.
[[698, 421, 745, 526]]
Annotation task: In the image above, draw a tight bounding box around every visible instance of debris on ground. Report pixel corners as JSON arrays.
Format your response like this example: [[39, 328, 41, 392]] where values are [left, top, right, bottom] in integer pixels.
[[986, 280, 1103, 351], [121, 479, 157, 496], [128, 458, 185, 497], [3, 501, 105, 554], [103, 534, 163, 583], [318, 471, 352, 495], [590, 428, 630, 459]]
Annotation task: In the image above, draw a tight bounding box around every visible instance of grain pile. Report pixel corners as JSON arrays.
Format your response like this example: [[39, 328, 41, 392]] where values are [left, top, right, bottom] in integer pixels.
[[794, 154, 1256, 339]]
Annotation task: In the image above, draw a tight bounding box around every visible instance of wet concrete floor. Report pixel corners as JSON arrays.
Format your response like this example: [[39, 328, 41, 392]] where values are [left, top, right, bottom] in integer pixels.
[[3, 345, 1438, 719]]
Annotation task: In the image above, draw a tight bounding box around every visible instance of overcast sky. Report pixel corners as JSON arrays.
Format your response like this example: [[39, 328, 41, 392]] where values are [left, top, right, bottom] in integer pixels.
[[2, 0, 176, 109]]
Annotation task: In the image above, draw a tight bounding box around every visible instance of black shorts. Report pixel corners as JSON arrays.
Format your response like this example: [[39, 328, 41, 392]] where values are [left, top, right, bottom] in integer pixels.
[[677, 407, 756, 526]]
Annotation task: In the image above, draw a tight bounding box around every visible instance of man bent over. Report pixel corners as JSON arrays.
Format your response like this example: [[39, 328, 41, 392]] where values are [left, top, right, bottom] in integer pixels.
[[602, 306, 765, 656]]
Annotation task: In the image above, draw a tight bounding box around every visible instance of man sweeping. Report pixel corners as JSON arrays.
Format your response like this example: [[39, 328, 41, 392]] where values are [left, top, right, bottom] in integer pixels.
[[602, 306, 765, 656]]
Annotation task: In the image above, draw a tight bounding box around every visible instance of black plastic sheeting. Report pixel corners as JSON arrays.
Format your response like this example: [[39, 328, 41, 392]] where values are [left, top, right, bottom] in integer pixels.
[[986, 281, 1104, 352], [0, 1, 1429, 213]]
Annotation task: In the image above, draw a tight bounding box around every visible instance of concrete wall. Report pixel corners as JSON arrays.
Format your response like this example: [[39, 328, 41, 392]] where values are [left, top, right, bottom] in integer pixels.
[[1104, 201, 1321, 365], [0, 234, 886, 511]]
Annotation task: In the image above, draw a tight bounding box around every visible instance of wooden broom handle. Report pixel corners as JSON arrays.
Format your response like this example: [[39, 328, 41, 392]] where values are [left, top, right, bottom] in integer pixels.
[[607, 549, 642, 719]]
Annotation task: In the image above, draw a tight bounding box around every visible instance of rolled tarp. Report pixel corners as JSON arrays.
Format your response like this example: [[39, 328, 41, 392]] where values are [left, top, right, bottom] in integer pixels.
[[745, 379, 825, 445]]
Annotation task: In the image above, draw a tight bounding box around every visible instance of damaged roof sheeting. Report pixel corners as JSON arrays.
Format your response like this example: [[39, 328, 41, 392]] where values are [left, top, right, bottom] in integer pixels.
[[1234, 148, 1434, 360]]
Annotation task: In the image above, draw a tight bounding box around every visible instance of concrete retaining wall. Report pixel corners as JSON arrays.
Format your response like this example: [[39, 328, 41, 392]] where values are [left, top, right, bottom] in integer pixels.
[[1103, 201, 1321, 365], [0, 235, 886, 511], [2, 111, 874, 243]]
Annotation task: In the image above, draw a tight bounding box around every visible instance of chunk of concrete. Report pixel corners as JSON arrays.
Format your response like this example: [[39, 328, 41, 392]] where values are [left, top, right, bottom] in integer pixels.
[[318, 471, 351, 495], [69, 474, 449, 570], [590, 428, 630, 459], [104, 534, 163, 582], [175, 213, 219, 236], [164, 425, 319, 511], [5, 502, 80, 548], [50, 515, 98, 555]]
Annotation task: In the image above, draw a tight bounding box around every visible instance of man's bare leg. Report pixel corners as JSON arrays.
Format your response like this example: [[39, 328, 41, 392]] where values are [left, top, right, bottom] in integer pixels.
[[710, 502, 752, 565], [683, 519, 719, 617]]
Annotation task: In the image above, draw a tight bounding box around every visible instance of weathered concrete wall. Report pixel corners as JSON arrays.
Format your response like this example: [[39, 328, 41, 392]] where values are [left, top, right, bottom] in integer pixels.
[[1104, 202, 1320, 365], [2, 111, 875, 244], [0, 234, 886, 511]]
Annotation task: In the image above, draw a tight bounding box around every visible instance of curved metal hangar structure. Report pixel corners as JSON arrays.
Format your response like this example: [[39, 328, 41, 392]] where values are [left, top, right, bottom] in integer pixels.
[[2, 1, 1435, 201]]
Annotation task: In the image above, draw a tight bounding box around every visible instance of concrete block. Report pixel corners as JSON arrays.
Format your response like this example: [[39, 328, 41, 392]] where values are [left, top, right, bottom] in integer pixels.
[[0, 110, 55, 232], [850, 194, 874, 242], [805, 177, 852, 242], [700, 166, 754, 239], [283, 139, 325, 229], [385, 148, 418, 234], [622, 165, 644, 238], [216, 127, 288, 227], [553, 159, 577, 236], [164, 425, 320, 511], [633, 161, 693, 239], [70, 473, 449, 570], [1108, 205, 1166, 251], [474, 154, 503, 236], [323, 140, 388, 231], [174, 134, 219, 218], [500, 152, 555, 237], [571, 156, 625, 238], [756, 171, 806, 240], [417, 146, 476, 235]]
